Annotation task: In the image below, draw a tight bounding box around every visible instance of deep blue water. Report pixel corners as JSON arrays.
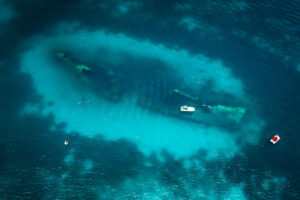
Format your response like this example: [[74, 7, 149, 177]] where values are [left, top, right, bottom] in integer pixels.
[[0, 0, 300, 199]]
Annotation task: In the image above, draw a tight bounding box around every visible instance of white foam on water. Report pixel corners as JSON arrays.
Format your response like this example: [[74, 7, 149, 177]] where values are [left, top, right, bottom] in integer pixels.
[[21, 28, 262, 160]]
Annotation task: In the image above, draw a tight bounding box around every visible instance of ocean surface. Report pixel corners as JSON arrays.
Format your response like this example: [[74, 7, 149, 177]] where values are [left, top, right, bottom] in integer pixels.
[[0, 0, 299, 199]]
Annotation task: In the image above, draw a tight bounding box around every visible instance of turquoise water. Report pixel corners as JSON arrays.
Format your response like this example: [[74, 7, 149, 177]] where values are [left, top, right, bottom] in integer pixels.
[[1, 0, 299, 199]]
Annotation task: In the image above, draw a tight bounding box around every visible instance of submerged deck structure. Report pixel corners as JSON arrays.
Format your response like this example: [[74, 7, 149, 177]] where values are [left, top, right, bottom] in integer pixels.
[[56, 51, 92, 73], [55, 50, 123, 102]]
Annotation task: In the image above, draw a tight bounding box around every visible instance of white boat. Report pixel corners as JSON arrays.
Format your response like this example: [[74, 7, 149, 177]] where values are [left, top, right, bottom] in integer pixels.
[[270, 134, 280, 144], [180, 105, 195, 112]]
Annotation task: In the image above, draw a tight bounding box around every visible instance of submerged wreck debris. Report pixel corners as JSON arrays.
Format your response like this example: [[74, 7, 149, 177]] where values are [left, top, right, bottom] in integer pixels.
[[55, 51, 92, 73], [173, 88, 246, 114], [78, 99, 91, 105], [54, 49, 245, 127], [55, 50, 123, 103], [173, 89, 199, 101], [139, 88, 247, 127], [209, 105, 246, 114]]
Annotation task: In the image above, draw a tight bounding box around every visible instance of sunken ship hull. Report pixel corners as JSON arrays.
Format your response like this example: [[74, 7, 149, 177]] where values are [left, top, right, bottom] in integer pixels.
[[54, 50, 246, 128]]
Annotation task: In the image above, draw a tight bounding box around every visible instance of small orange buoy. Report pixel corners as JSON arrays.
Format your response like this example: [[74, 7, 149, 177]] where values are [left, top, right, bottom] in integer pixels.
[[64, 140, 68, 145]]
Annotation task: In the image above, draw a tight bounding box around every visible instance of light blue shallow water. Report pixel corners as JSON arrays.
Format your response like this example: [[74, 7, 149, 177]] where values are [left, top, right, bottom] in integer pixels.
[[0, 0, 299, 199]]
